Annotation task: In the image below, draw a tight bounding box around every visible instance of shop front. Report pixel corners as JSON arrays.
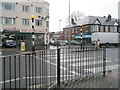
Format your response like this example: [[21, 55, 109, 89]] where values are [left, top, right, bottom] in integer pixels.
[[2, 30, 45, 51]]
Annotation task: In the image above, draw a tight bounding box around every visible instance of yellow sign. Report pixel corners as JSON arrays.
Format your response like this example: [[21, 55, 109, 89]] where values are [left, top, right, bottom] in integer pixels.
[[21, 42, 25, 51]]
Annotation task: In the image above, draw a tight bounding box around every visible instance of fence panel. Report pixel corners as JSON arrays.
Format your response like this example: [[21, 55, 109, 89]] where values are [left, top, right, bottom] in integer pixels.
[[2, 49, 58, 89], [59, 46, 105, 86], [1, 46, 106, 89]]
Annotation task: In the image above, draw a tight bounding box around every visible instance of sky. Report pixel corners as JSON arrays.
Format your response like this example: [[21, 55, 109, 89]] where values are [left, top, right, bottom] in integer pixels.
[[44, 0, 120, 32]]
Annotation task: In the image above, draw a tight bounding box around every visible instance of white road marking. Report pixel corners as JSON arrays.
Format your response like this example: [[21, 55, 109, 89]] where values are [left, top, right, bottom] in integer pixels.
[[60, 57, 95, 62], [0, 74, 77, 84], [72, 60, 111, 67], [85, 64, 119, 73]]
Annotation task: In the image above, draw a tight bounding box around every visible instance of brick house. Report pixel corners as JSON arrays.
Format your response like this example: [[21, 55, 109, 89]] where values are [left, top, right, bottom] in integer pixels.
[[62, 15, 119, 44]]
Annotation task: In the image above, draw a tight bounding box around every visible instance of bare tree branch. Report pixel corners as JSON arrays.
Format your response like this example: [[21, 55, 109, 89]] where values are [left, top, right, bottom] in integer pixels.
[[66, 10, 85, 25]]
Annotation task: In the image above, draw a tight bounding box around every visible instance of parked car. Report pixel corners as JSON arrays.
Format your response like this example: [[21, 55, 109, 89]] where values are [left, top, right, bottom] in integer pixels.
[[67, 40, 81, 45], [49, 41, 55, 45], [51, 40, 66, 46], [53, 40, 61, 46], [59, 40, 66, 46], [62, 40, 68, 45], [3, 39, 16, 47]]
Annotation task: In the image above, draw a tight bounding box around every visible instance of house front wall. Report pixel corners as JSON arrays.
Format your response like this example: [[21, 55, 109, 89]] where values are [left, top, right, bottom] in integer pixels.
[[63, 25, 119, 43]]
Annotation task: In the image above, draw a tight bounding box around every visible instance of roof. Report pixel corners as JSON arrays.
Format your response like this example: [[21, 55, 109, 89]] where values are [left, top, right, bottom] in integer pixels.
[[64, 15, 118, 29], [77, 16, 117, 26]]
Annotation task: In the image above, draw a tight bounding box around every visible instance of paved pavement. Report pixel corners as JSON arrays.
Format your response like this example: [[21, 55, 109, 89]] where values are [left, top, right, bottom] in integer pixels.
[[53, 69, 119, 89]]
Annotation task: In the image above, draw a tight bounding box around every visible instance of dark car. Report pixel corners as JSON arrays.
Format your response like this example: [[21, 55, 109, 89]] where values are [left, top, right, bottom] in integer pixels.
[[67, 40, 81, 45], [3, 39, 16, 47], [53, 40, 61, 46]]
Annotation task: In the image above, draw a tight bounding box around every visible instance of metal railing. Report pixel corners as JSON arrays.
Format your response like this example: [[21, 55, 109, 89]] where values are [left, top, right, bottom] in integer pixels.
[[1, 46, 106, 89], [57, 46, 106, 87]]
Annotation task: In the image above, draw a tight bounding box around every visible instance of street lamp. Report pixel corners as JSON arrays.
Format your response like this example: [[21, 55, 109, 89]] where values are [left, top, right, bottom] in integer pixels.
[[68, 0, 71, 47], [59, 19, 62, 31], [80, 24, 83, 48], [31, 15, 35, 51]]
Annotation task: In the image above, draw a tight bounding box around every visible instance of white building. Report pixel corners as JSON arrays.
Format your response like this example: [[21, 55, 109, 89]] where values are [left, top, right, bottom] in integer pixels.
[[0, 0, 49, 50], [118, 1, 120, 19]]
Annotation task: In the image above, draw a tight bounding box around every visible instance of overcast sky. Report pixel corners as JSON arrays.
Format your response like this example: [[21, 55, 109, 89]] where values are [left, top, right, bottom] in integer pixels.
[[44, 0, 120, 32]]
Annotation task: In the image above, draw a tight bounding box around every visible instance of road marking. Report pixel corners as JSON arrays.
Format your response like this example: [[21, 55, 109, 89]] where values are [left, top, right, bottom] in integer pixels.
[[106, 49, 112, 51], [2, 54, 118, 85], [35, 56, 77, 74], [0, 74, 77, 84], [72, 60, 111, 67], [84, 64, 119, 73], [60, 57, 95, 62], [115, 59, 118, 61]]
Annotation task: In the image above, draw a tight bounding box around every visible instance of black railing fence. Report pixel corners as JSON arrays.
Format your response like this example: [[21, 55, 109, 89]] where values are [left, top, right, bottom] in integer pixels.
[[1, 46, 106, 89]]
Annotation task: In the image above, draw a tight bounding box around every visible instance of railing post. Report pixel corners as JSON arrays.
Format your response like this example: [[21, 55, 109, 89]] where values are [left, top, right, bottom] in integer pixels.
[[103, 46, 106, 76], [57, 48, 60, 87]]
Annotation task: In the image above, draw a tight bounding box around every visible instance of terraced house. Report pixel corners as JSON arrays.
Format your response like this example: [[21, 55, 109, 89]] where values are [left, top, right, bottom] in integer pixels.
[[63, 15, 120, 44], [0, 0, 49, 50]]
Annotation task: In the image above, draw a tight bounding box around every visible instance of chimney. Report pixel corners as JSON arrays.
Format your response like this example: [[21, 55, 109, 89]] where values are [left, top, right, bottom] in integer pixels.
[[106, 14, 111, 21]]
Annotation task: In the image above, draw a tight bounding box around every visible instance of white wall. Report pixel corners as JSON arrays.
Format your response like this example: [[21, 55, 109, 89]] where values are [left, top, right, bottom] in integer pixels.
[[118, 1, 120, 19]]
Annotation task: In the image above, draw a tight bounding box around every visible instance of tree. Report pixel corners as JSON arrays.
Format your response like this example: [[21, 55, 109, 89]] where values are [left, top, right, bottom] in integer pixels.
[[66, 10, 85, 25], [71, 11, 85, 22]]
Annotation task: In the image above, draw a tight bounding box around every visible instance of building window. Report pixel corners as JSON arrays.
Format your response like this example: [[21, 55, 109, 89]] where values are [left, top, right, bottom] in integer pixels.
[[45, 9, 49, 16], [2, 3, 15, 10], [36, 7, 42, 13], [105, 26, 108, 32], [22, 5, 29, 12], [2, 17, 15, 25], [22, 19, 29, 25], [72, 28, 74, 33], [72, 35, 74, 39], [76, 28, 78, 33], [91, 25, 98, 32], [114, 26, 117, 32], [46, 21, 49, 27], [110, 26, 117, 32], [100, 26, 104, 32], [35, 20, 42, 26]]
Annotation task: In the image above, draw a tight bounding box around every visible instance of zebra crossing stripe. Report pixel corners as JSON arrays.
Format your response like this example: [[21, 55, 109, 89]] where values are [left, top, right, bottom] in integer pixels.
[[72, 60, 111, 67], [60, 57, 95, 62], [84, 64, 118, 73]]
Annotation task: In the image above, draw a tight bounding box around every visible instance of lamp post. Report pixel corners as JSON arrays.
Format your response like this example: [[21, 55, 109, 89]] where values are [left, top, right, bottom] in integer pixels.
[[31, 15, 35, 51], [68, 0, 71, 47], [80, 24, 83, 48], [59, 19, 62, 31]]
